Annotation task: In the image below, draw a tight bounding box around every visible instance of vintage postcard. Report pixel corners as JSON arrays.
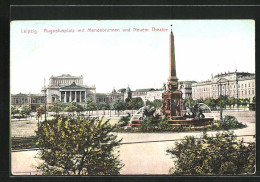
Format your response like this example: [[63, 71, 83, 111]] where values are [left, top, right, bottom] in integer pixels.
[[10, 20, 255, 175]]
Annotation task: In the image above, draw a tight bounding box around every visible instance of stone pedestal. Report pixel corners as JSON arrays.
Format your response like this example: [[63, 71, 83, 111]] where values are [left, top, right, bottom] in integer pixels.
[[161, 89, 183, 119]]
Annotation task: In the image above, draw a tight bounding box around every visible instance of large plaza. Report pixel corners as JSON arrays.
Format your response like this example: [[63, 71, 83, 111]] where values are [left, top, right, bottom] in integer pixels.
[[11, 110, 255, 175]]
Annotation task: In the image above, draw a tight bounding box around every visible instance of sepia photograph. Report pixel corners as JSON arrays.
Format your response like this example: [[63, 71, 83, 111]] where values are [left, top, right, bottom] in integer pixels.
[[10, 20, 255, 175]]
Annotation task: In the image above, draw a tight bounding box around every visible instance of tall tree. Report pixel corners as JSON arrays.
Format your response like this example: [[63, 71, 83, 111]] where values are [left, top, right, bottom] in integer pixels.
[[117, 88, 126, 94], [20, 105, 31, 118], [229, 97, 236, 109], [217, 95, 228, 109], [111, 99, 126, 116], [184, 97, 195, 108], [97, 102, 110, 115], [71, 102, 84, 113], [11, 105, 19, 117], [49, 101, 63, 116], [203, 98, 216, 110], [64, 104, 77, 117], [236, 98, 242, 111], [242, 98, 250, 111], [152, 99, 162, 109], [127, 97, 143, 110], [252, 96, 255, 104], [36, 106, 45, 118], [36, 117, 124, 175], [85, 100, 97, 116]]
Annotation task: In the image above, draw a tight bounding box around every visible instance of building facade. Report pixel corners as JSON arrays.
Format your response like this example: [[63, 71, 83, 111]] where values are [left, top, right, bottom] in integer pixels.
[[96, 88, 124, 105], [179, 81, 197, 99], [192, 72, 255, 101], [124, 88, 164, 103], [46, 74, 96, 104], [11, 93, 46, 111]]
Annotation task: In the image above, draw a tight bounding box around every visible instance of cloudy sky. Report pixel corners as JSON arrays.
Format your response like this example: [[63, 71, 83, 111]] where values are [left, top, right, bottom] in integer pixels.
[[10, 20, 255, 94]]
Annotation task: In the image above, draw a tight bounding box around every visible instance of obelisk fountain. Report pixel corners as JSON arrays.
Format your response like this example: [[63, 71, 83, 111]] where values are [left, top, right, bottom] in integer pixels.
[[161, 25, 184, 119]]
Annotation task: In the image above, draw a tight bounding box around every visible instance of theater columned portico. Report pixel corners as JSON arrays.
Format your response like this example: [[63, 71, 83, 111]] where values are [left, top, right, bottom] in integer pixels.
[[59, 82, 92, 103], [60, 90, 87, 103]]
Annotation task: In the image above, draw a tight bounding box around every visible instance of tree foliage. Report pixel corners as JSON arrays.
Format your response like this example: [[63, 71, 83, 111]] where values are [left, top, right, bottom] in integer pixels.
[[167, 132, 255, 175], [220, 115, 246, 130], [36, 106, 45, 115], [126, 97, 143, 110], [11, 105, 19, 116], [85, 100, 97, 115], [111, 99, 126, 115], [20, 105, 31, 117], [36, 117, 124, 175], [49, 101, 63, 115], [228, 97, 237, 109], [97, 102, 110, 115], [64, 104, 77, 113], [117, 115, 131, 127], [203, 98, 217, 110], [184, 97, 196, 108], [252, 96, 255, 104], [146, 99, 162, 109], [117, 88, 126, 94]]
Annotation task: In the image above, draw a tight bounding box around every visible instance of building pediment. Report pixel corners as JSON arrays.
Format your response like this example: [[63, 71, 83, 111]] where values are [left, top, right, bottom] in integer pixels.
[[216, 78, 229, 83], [60, 82, 87, 90]]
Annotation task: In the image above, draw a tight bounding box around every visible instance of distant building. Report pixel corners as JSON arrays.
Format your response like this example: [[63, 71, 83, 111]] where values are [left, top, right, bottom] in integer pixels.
[[45, 74, 96, 104], [125, 87, 164, 103], [96, 88, 124, 105], [11, 93, 45, 111], [178, 81, 197, 99], [192, 71, 255, 101]]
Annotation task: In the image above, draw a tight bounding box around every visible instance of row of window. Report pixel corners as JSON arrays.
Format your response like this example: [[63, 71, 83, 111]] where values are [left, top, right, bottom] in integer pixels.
[[12, 97, 45, 104], [195, 89, 255, 97], [195, 84, 255, 92], [52, 79, 82, 85], [195, 81, 255, 91]]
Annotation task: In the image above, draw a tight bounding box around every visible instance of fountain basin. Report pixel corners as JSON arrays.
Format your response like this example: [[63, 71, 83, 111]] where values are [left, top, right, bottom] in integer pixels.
[[167, 118, 214, 126]]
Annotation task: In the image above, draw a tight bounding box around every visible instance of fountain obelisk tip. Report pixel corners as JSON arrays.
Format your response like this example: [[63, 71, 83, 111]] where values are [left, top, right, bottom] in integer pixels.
[[168, 24, 178, 83]]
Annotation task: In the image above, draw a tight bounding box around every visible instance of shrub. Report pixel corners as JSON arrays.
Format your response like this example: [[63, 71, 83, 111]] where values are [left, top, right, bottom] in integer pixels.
[[167, 132, 255, 175], [118, 116, 130, 127], [220, 115, 246, 130]]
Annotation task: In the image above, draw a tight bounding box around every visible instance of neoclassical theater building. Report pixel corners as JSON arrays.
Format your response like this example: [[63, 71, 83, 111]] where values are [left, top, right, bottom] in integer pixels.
[[45, 74, 96, 104], [11, 74, 124, 110]]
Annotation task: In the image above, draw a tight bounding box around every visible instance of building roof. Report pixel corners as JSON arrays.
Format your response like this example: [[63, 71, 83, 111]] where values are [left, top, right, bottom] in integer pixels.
[[134, 88, 164, 92], [60, 82, 87, 89], [179, 81, 197, 84], [213, 71, 254, 78], [11, 93, 45, 97], [51, 74, 83, 78], [11, 93, 28, 96]]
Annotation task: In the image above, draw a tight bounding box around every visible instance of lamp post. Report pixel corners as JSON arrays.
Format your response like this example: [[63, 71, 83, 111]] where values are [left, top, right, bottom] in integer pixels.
[[236, 73, 239, 111], [218, 81, 223, 122], [44, 78, 47, 121]]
